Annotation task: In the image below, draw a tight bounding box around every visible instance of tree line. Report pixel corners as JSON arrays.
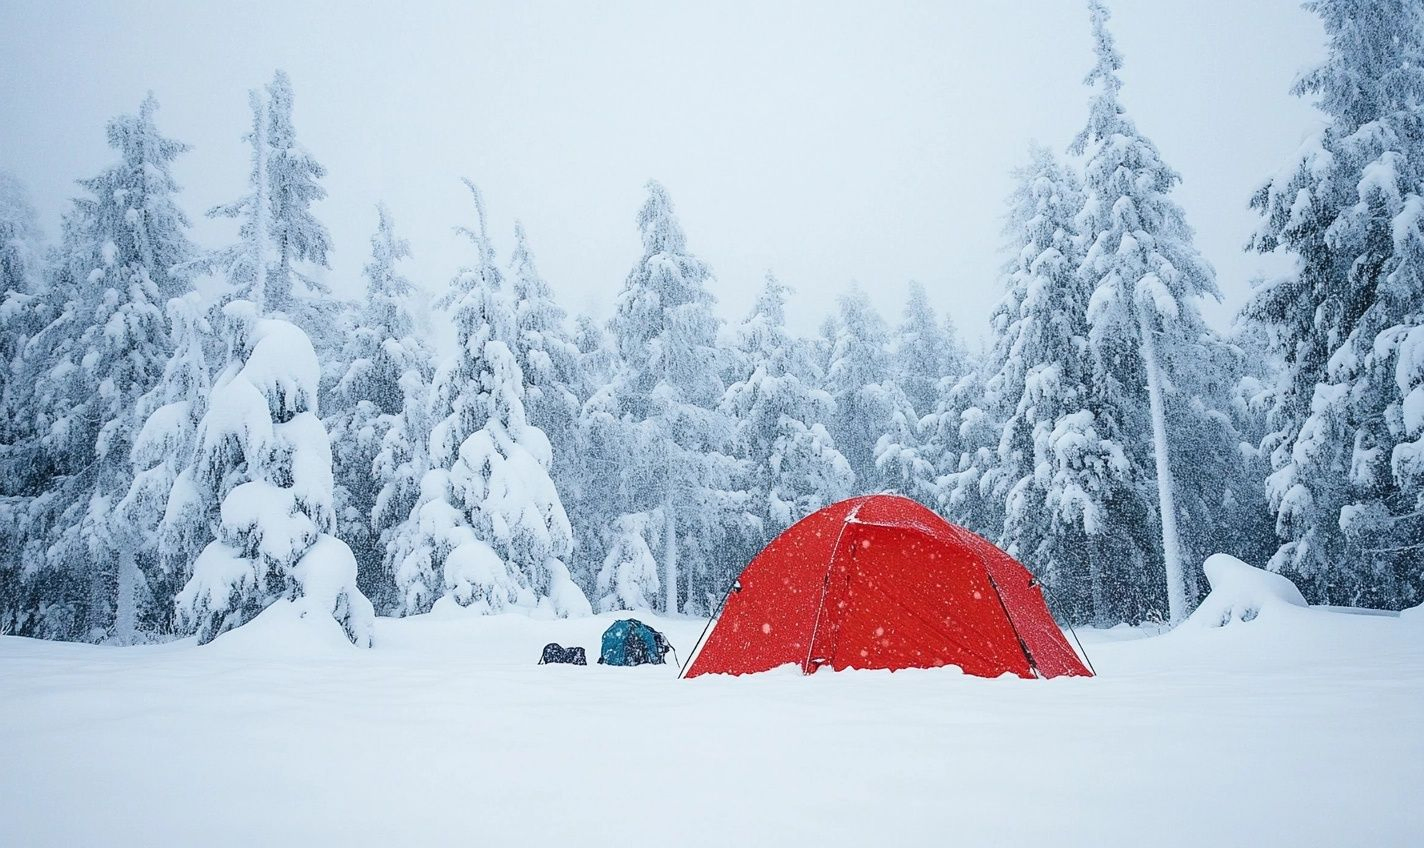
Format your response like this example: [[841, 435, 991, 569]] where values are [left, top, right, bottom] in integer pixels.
[[0, 0, 1419, 644]]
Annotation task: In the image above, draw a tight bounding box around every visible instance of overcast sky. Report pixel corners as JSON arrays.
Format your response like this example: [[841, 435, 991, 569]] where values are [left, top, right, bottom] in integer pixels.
[[1, 0, 1325, 344]]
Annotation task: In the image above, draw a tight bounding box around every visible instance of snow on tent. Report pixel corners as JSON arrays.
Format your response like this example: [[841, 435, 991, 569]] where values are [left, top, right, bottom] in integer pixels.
[[682, 494, 1092, 679]]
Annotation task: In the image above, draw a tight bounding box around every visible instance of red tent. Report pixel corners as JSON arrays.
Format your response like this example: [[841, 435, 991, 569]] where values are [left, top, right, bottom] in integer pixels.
[[682, 494, 1092, 679]]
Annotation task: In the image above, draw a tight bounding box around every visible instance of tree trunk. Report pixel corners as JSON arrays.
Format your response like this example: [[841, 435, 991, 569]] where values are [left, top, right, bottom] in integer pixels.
[[113, 540, 138, 646], [1138, 307, 1187, 624], [250, 91, 270, 315], [1085, 536, 1107, 628], [663, 501, 678, 615]]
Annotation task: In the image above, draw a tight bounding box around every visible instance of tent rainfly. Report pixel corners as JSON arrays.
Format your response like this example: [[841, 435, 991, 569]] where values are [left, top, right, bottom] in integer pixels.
[[682, 494, 1092, 679]]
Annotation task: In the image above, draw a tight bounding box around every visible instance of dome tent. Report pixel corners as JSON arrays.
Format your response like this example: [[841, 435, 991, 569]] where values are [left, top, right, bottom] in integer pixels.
[[682, 494, 1091, 679]]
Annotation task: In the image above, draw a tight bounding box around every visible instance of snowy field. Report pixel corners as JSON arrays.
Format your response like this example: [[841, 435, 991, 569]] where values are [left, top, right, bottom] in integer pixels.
[[3, 595, 1421, 847]]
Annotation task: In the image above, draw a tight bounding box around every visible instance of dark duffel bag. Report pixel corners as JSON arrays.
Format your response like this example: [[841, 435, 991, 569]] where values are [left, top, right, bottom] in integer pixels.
[[539, 643, 587, 665]]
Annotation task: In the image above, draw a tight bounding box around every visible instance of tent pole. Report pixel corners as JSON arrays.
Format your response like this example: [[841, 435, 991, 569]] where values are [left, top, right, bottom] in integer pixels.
[[804, 497, 868, 674], [984, 571, 1041, 678], [677, 578, 739, 680]]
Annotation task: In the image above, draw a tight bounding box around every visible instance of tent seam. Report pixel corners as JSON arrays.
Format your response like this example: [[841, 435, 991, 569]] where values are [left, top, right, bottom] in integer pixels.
[[803, 496, 870, 673], [947, 524, 1041, 678]]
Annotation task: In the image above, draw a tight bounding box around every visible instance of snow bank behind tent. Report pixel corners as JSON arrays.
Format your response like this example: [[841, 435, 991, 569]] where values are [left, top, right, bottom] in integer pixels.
[[1185, 554, 1308, 628]]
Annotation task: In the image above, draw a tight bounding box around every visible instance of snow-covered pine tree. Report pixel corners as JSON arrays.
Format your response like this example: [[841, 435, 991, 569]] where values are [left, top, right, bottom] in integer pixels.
[[264, 70, 353, 395], [389, 181, 588, 618], [0, 174, 51, 484], [198, 72, 331, 324], [1168, 320, 1279, 586], [825, 286, 924, 493], [175, 300, 373, 645], [310, 295, 361, 408], [0, 172, 51, 632], [198, 90, 273, 312], [894, 280, 965, 417], [1225, 321, 1281, 545], [562, 313, 620, 593], [0, 172, 42, 292], [1071, 1, 1226, 624], [371, 356, 436, 614], [0, 173, 48, 421], [327, 205, 434, 609], [572, 379, 633, 601], [1245, 0, 1424, 608], [917, 364, 1005, 539], [0, 224, 78, 635], [264, 70, 332, 316], [607, 180, 740, 614], [114, 294, 211, 639], [574, 313, 616, 392], [152, 93, 275, 612], [6, 96, 195, 641], [593, 512, 660, 614], [507, 222, 584, 532], [977, 145, 1112, 621], [825, 288, 883, 484], [722, 273, 853, 538]]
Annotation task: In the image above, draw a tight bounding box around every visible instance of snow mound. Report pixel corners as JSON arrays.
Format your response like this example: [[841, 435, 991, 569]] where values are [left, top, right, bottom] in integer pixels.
[[1186, 554, 1307, 628], [1402, 603, 1424, 626], [203, 598, 368, 657]]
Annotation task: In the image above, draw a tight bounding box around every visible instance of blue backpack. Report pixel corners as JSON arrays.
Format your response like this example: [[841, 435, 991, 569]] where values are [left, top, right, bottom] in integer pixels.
[[598, 619, 672, 666]]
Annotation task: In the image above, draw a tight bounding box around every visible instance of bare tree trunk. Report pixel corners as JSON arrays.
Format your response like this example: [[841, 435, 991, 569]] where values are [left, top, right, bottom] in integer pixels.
[[113, 540, 138, 646], [663, 500, 678, 615], [1139, 307, 1187, 624], [249, 90, 270, 314], [1087, 542, 1107, 628]]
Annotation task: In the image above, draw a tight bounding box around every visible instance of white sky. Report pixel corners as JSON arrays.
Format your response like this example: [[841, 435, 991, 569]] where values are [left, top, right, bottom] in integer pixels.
[[0, 1, 1325, 345]]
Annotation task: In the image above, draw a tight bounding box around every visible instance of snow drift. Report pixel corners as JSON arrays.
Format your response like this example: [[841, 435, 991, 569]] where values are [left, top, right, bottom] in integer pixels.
[[1185, 553, 1308, 628]]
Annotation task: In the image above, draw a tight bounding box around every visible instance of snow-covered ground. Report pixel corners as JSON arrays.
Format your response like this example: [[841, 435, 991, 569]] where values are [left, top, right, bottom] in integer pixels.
[[3, 581, 1421, 847]]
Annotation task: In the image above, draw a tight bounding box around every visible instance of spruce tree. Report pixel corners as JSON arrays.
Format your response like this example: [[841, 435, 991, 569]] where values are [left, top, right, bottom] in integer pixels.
[[894, 280, 964, 417], [0, 173, 47, 418], [978, 146, 1109, 620], [607, 180, 739, 613], [116, 294, 212, 639], [1071, 1, 1224, 623], [327, 205, 434, 609], [371, 360, 436, 613], [199, 71, 331, 322], [389, 182, 587, 617], [175, 301, 374, 645], [199, 90, 273, 312], [156, 88, 273, 606], [11, 96, 195, 640], [0, 172, 50, 480], [0, 172, 50, 632], [594, 513, 660, 613], [566, 313, 620, 593], [573, 380, 634, 603], [825, 287, 921, 493], [507, 222, 584, 528], [918, 366, 1004, 540], [264, 70, 332, 316], [722, 273, 853, 538], [1245, 0, 1424, 607]]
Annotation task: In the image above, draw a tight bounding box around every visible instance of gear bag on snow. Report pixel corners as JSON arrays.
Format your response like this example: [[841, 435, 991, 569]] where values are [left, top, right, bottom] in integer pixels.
[[538, 643, 587, 665], [597, 619, 673, 666]]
